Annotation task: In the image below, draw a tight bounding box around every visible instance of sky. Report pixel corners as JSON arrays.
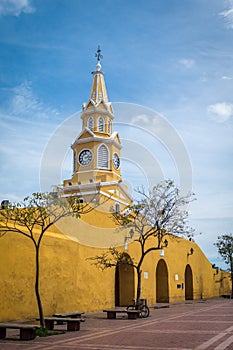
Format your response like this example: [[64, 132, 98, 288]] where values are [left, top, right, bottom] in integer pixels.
[[0, 0, 233, 269]]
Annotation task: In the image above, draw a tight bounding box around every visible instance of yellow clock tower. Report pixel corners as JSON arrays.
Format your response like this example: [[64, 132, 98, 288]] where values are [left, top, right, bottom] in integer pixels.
[[63, 47, 132, 210]]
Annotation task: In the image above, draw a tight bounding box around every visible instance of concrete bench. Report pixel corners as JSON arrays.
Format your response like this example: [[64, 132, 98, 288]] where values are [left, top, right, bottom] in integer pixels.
[[53, 311, 85, 320], [103, 309, 140, 319], [221, 294, 232, 299], [0, 323, 40, 340], [37, 317, 80, 331]]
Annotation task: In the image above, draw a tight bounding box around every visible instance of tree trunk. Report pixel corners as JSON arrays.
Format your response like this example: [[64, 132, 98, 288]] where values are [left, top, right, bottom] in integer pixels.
[[231, 258, 233, 298], [136, 268, 142, 303], [35, 246, 45, 328], [231, 270, 233, 298]]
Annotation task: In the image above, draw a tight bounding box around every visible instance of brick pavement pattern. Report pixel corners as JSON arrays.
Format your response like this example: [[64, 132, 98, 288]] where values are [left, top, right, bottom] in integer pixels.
[[0, 298, 233, 350]]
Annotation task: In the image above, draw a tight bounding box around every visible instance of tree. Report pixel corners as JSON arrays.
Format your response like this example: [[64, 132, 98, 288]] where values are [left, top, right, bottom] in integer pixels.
[[0, 191, 94, 328], [214, 234, 233, 298], [90, 180, 195, 303]]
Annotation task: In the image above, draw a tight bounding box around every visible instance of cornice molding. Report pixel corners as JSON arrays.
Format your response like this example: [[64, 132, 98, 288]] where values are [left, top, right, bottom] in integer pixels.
[[62, 180, 132, 204], [81, 106, 114, 119], [72, 134, 122, 149]]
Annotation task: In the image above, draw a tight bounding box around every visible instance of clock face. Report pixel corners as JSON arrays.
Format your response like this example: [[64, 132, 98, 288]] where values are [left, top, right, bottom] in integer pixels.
[[78, 149, 93, 166], [113, 153, 120, 169]]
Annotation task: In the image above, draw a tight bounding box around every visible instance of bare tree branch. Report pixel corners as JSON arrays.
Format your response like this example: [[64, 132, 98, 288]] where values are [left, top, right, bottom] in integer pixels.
[[90, 179, 195, 302], [0, 190, 99, 327]]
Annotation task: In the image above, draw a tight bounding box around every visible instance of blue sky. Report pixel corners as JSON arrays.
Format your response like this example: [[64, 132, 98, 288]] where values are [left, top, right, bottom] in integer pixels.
[[0, 0, 233, 269]]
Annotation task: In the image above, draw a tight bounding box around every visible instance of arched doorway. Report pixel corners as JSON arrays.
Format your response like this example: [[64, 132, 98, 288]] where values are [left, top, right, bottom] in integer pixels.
[[185, 264, 193, 300], [115, 254, 135, 306], [156, 259, 169, 303]]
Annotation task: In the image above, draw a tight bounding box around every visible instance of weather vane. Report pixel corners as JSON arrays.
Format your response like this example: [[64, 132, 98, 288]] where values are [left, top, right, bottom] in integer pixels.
[[95, 46, 103, 63]]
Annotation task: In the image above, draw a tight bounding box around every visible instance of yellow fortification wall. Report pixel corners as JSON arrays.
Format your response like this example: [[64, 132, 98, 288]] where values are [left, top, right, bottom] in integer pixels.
[[0, 51, 231, 322], [0, 210, 231, 322]]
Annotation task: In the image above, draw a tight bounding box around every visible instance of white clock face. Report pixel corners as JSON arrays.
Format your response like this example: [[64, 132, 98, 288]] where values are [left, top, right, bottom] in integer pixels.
[[113, 153, 120, 169], [78, 149, 93, 166]]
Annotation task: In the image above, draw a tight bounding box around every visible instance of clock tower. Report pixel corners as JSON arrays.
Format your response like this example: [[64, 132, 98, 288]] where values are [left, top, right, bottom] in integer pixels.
[[63, 47, 132, 210]]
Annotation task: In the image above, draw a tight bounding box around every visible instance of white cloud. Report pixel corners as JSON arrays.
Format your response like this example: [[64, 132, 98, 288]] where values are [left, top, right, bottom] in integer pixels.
[[130, 114, 149, 124], [221, 75, 232, 80], [219, 1, 233, 29], [11, 81, 43, 117], [7, 81, 60, 121], [0, 0, 35, 17], [207, 102, 233, 122], [178, 58, 195, 69]]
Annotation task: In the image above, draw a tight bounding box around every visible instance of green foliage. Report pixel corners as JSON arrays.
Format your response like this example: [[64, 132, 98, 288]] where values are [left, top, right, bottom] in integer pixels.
[[36, 328, 65, 337], [214, 233, 233, 297], [214, 234, 233, 267], [36, 327, 48, 337]]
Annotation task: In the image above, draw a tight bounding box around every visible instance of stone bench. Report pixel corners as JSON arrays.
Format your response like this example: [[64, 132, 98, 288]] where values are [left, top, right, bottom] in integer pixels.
[[0, 323, 41, 340], [43, 317, 80, 331], [53, 311, 85, 321], [103, 309, 140, 319], [221, 294, 232, 299]]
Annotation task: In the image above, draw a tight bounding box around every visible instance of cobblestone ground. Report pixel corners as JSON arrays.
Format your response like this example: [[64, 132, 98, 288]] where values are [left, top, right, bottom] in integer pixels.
[[0, 298, 233, 350]]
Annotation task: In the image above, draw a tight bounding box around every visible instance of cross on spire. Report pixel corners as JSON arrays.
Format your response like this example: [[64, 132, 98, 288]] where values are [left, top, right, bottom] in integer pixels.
[[95, 46, 103, 63]]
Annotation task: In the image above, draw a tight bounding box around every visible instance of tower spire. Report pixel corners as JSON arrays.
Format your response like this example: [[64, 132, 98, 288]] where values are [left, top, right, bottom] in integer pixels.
[[87, 46, 109, 104]]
